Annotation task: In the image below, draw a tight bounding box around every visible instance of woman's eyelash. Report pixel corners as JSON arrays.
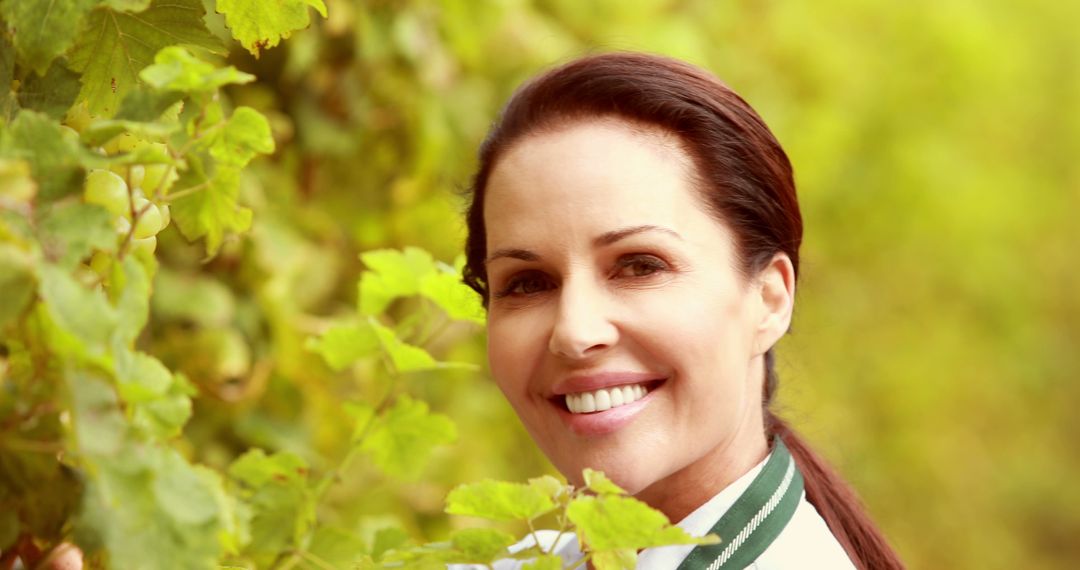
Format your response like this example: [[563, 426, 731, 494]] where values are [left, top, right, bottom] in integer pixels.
[[613, 254, 669, 277], [493, 271, 553, 299], [493, 254, 670, 299]]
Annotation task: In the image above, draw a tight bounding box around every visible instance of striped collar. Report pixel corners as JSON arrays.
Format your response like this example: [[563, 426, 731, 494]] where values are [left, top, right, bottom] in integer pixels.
[[675, 437, 804, 570]]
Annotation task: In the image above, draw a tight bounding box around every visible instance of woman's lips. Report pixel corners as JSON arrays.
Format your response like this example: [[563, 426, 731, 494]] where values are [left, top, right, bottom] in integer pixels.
[[552, 378, 665, 436], [553, 371, 663, 395]]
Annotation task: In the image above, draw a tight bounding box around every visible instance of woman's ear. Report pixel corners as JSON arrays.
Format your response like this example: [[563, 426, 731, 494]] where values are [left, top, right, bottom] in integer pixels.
[[752, 252, 796, 356]]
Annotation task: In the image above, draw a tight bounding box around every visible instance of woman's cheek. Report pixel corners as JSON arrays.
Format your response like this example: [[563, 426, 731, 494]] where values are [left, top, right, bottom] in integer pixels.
[[486, 315, 534, 391]]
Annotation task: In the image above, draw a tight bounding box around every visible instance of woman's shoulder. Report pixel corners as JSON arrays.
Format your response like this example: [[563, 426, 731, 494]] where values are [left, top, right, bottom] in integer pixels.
[[750, 491, 855, 570]]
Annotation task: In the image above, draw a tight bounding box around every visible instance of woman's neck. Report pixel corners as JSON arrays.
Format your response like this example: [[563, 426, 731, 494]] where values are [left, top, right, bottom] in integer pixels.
[[634, 412, 769, 523]]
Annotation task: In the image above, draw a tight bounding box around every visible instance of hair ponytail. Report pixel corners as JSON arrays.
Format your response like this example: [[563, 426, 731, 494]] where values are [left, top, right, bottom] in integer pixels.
[[764, 351, 904, 569]]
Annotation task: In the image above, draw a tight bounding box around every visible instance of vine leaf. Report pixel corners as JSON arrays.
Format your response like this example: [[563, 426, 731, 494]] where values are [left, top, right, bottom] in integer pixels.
[[522, 555, 565, 570], [228, 449, 314, 560], [35, 201, 115, 270], [215, 0, 327, 58], [38, 263, 117, 359], [306, 320, 380, 371], [169, 105, 273, 256], [66, 0, 223, 116], [0, 244, 36, 329], [0, 0, 97, 75], [100, 0, 152, 11], [445, 479, 556, 522], [360, 395, 457, 479], [206, 106, 275, 168], [17, 64, 82, 120], [70, 371, 226, 569], [170, 162, 252, 256], [358, 247, 436, 315], [566, 495, 717, 553], [583, 469, 627, 496], [3, 110, 96, 200], [448, 528, 517, 564], [139, 46, 254, 93]]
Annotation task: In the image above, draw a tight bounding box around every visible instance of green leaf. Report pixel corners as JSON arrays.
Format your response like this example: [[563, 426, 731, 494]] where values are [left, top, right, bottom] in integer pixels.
[[139, 46, 255, 93], [306, 321, 380, 371], [228, 449, 308, 488], [4, 110, 89, 200], [16, 64, 82, 120], [343, 401, 374, 441], [76, 440, 226, 569], [522, 555, 565, 570], [448, 528, 516, 564], [566, 495, 717, 553], [114, 350, 172, 403], [216, 0, 328, 57], [370, 317, 437, 372], [591, 549, 637, 570], [529, 475, 567, 502], [80, 118, 177, 148], [113, 254, 152, 346], [152, 449, 221, 525], [371, 527, 410, 561], [228, 449, 314, 559], [361, 394, 457, 479], [130, 372, 194, 439], [38, 263, 117, 358], [369, 317, 475, 373], [100, 0, 153, 12], [207, 106, 274, 167], [36, 201, 115, 269], [445, 479, 556, 522], [66, 367, 126, 456], [304, 526, 368, 570], [67, 0, 224, 116], [583, 469, 627, 496], [169, 160, 252, 256], [0, 244, 35, 329], [0, 0, 97, 75], [418, 269, 485, 324], [358, 247, 436, 315], [113, 86, 185, 122]]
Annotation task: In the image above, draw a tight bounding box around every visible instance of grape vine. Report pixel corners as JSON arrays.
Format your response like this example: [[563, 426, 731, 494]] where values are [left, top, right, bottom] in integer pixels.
[[0, 2, 708, 569]]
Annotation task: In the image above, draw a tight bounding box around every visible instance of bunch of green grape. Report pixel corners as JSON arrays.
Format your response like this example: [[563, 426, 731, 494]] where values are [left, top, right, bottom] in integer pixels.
[[80, 132, 176, 257]]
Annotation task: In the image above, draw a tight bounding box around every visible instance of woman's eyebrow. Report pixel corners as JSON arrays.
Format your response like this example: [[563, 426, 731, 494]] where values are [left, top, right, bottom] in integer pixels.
[[486, 225, 682, 266], [485, 247, 540, 266], [593, 224, 683, 247]]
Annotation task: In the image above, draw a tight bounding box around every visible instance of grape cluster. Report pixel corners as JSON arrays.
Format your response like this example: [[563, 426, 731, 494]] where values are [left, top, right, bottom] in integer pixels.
[[81, 133, 176, 257]]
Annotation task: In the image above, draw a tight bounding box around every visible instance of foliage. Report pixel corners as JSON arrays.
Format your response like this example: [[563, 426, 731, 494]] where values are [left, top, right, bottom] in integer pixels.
[[2, 0, 1079, 569]]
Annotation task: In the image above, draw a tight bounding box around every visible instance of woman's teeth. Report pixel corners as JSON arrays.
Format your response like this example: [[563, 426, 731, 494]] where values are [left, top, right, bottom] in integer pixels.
[[565, 384, 648, 414]]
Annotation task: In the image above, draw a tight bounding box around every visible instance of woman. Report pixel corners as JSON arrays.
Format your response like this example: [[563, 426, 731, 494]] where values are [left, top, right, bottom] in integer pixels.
[[460, 52, 902, 569]]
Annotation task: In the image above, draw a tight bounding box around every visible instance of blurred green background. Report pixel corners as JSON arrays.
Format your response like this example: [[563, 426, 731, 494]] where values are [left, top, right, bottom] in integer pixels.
[[166, 0, 1080, 568]]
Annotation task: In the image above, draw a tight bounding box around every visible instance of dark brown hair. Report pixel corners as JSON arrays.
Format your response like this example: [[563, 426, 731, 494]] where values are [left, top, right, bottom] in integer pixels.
[[462, 52, 902, 569]]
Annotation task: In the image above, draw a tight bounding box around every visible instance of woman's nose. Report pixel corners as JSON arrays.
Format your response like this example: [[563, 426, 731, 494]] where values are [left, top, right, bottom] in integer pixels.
[[547, 280, 618, 360]]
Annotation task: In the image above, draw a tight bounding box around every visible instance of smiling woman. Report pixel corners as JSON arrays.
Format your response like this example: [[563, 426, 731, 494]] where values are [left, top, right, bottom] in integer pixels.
[[459, 53, 903, 569]]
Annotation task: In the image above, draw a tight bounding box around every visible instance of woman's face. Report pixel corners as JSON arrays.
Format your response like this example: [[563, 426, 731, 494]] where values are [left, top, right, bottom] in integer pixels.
[[483, 119, 786, 504]]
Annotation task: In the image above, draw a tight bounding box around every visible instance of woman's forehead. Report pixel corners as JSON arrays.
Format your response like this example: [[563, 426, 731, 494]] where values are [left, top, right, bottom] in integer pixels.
[[482, 120, 725, 252]]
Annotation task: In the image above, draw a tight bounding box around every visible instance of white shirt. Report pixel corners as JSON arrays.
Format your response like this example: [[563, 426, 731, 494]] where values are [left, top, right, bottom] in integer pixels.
[[450, 452, 855, 569]]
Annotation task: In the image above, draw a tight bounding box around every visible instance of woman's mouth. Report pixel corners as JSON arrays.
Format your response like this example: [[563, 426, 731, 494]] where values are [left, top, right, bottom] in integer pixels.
[[564, 382, 650, 414], [550, 379, 665, 436]]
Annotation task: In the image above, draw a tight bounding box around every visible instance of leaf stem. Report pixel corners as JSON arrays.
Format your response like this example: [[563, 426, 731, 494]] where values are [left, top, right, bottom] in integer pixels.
[[162, 180, 210, 202]]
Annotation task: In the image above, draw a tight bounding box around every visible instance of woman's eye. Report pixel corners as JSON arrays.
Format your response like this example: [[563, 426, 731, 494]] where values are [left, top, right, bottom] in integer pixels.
[[495, 272, 553, 298], [613, 254, 668, 278]]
